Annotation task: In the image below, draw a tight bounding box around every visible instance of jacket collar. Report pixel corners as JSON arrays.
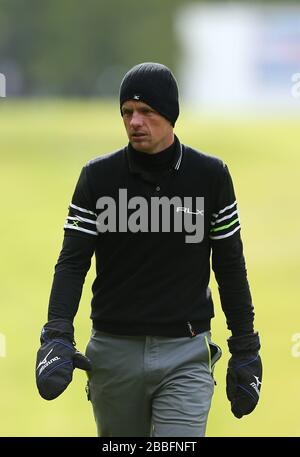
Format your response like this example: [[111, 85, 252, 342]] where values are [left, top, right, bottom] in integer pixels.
[[126, 134, 183, 176]]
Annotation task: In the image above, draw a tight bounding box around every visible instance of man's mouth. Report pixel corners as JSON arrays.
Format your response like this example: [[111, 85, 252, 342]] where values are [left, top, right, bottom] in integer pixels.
[[131, 133, 147, 140]]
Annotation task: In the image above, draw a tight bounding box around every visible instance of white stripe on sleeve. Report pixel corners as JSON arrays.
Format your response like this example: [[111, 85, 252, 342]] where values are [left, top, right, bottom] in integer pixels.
[[67, 216, 97, 225], [212, 200, 237, 219], [64, 224, 98, 236], [69, 203, 97, 217], [210, 209, 238, 226]]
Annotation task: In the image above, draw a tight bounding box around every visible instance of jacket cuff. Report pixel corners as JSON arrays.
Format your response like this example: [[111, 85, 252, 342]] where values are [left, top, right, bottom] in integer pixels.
[[41, 318, 75, 344], [227, 331, 260, 354]]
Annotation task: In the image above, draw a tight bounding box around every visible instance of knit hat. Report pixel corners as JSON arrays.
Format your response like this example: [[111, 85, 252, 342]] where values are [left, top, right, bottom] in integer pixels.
[[119, 62, 179, 126]]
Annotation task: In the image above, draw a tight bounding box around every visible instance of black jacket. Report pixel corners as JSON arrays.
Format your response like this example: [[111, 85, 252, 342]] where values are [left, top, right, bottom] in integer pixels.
[[48, 136, 254, 337]]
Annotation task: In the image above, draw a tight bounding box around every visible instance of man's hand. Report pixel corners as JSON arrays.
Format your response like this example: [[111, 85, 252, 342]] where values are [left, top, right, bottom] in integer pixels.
[[35, 318, 92, 400], [226, 332, 262, 418]]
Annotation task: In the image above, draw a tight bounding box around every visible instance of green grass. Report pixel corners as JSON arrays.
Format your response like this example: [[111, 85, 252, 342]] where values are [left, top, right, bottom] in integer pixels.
[[0, 99, 299, 436]]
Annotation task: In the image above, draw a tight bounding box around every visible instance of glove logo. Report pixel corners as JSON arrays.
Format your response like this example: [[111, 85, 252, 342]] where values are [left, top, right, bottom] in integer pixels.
[[36, 348, 61, 376], [250, 375, 262, 396], [36, 348, 54, 370]]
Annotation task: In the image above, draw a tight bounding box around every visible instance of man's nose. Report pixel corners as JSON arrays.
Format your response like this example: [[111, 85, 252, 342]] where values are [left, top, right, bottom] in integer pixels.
[[130, 111, 143, 128]]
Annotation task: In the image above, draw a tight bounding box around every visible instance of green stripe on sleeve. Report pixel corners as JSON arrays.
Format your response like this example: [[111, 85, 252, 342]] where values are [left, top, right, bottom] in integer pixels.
[[210, 217, 239, 233]]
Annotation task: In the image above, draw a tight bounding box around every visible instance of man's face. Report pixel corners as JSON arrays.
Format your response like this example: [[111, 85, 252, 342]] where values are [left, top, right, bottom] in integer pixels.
[[121, 100, 174, 154]]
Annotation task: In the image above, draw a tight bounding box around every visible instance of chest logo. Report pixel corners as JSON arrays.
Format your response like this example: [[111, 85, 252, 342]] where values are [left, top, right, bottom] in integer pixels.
[[176, 207, 204, 216]]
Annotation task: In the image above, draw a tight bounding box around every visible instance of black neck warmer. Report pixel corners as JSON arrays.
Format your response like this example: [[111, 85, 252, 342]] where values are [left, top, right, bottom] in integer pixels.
[[129, 141, 176, 172]]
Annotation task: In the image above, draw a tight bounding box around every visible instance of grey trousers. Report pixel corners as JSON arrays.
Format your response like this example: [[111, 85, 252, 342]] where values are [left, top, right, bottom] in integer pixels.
[[85, 329, 222, 437]]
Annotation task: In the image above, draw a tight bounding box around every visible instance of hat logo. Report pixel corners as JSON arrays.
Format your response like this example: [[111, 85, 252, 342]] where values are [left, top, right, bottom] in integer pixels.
[[133, 94, 140, 100]]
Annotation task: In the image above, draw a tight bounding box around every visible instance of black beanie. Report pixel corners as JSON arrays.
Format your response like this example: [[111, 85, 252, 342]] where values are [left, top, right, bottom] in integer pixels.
[[119, 62, 179, 126]]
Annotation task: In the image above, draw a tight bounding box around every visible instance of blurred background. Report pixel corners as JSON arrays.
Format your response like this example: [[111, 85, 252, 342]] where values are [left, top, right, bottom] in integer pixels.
[[0, 0, 299, 436]]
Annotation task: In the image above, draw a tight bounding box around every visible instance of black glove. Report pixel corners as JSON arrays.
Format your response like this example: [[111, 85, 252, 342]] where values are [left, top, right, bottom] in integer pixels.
[[226, 332, 262, 418], [35, 318, 92, 400]]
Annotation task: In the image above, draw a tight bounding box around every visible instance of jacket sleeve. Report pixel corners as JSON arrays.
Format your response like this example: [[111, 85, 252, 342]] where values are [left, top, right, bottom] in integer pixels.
[[210, 163, 255, 336], [47, 165, 98, 321], [64, 165, 98, 238]]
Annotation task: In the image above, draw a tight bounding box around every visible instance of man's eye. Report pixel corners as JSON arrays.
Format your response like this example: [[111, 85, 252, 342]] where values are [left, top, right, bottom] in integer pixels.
[[141, 109, 153, 114]]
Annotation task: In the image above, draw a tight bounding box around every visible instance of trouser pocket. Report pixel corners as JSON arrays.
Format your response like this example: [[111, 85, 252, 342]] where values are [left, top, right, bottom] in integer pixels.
[[85, 380, 91, 401], [205, 337, 222, 384], [209, 341, 222, 368]]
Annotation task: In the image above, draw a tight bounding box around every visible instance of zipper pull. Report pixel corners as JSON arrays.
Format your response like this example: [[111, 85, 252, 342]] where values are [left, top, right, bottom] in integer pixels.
[[187, 321, 197, 338]]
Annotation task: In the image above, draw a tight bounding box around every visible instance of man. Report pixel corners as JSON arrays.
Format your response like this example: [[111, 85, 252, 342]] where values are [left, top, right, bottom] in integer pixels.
[[36, 62, 262, 437]]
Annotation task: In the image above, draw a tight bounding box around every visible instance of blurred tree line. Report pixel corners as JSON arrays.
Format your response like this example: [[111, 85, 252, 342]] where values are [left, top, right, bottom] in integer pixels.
[[0, 0, 197, 96], [0, 0, 293, 96]]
